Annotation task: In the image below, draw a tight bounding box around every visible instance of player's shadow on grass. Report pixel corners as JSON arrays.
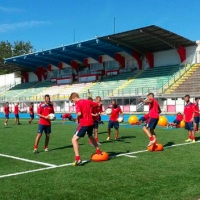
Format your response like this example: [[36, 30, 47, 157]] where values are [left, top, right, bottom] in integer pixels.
[[49, 144, 84, 151], [120, 136, 136, 139], [107, 151, 131, 158], [163, 142, 175, 147], [98, 131, 108, 134], [195, 136, 200, 141]]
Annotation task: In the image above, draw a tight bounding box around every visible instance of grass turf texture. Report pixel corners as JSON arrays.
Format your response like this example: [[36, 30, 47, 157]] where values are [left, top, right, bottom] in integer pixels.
[[0, 118, 200, 200]]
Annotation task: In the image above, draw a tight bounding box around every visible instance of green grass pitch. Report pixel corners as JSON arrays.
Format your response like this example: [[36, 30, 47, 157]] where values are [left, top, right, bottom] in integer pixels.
[[0, 118, 200, 200]]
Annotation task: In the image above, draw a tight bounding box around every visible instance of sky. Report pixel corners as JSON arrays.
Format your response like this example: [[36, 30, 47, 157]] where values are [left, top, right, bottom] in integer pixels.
[[0, 0, 199, 51]]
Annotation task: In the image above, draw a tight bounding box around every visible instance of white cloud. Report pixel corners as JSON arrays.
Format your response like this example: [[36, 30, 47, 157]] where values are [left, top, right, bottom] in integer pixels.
[[0, 21, 51, 32], [0, 6, 22, 12]]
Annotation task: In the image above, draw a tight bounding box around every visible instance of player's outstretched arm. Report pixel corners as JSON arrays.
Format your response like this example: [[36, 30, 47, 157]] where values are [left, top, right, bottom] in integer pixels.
[[37, 113, 49, 119]]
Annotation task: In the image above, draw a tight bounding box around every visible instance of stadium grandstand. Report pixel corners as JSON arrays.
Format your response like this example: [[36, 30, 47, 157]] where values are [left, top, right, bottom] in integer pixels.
[[0, 25, 200, 113]]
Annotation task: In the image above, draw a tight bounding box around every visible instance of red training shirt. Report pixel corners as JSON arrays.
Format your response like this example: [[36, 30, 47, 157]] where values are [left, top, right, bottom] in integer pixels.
[[75, 99, 98, 126], [29, 106, 34, 115], [109, 105, 122, 121], [176, 114, 183, 121], [4, 106, 9, 115], [184, 102, 195, 122], [62, 113, 71, 118], [38, 103, 55, 126], [148, 98, 160, 119], [92, 104, 103, 121], [194, 103, 199, 117], [14, 105, 19, 114], [143, 113, 149, 120]]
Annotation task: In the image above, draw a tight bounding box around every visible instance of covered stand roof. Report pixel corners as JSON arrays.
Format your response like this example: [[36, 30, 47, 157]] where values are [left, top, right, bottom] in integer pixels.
[[4, 25, 196, 72]]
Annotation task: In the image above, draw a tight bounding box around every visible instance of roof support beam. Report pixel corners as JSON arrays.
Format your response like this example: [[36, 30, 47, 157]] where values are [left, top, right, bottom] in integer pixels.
[[82, 44, 115, 59], [25, 55, 58, 67], [140, 29, 178, 49], [54, 50, 84, 63], [70, 48, 99, 61], [45, 52, 72, 66], [4, 61, 36, 71], [105, 37, 144, 55], [20, 57, 49, 67]]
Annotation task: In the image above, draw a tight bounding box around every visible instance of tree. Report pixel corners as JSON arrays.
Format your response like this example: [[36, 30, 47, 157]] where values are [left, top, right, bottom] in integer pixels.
[[0, 40, 34, 75], [0, 41, 12, 62], [12, 41, 33, 57]]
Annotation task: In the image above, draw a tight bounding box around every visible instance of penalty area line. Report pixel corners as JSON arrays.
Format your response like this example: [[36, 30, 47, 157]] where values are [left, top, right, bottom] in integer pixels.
[[0, 153, 57, 167]]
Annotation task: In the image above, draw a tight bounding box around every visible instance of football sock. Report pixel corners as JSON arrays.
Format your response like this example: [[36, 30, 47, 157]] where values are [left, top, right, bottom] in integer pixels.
[[75, 156, 80, 161], [95, 138, 98, 142], [45, 146, 48, 149], [149, 137, 154, 141], [34, 145, 38, 149], [96, 149, 101, 154]]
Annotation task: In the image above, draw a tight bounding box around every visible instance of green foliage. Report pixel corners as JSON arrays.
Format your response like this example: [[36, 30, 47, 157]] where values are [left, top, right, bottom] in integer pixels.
[[0, 41, 12, 62], [0, 40, 34, 74], [0, 119, 200, 200]]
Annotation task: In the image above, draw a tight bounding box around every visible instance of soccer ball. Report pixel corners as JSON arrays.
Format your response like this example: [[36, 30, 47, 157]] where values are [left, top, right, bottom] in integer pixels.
[[48, 113, 56, 121], [117, 117, 123, 123], [105, 108, 112, 115]]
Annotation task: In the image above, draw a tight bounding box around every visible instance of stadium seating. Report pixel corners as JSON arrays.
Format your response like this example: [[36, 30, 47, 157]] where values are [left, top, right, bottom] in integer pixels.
[[119, 65, 180, 96], [0, 65, 184, 101], [164, 64, 200, 95], [0, 82, 36, 101], [58, 82, 93, 99], [87, 71, 139, 98]]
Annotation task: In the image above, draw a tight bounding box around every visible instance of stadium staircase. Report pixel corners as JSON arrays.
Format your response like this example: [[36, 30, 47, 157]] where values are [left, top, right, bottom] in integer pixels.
[[110, 70, 144, 96], [158, 64, 191, 94], [164, 64, 200, 95], [88, 71, 138, 98], [115, 65, 180, 96]]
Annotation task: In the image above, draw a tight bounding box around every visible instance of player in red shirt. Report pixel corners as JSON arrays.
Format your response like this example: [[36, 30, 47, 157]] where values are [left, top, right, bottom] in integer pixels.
[[88, 96, 103, 145], [133, 113, 149, 126], [167, 112, 183, 128], [60, 113, 75, 123], [69, 92, 101, 166], [194, 97, 200, 132], [3, 102, 11, 126], [184, 95, 195, 143], [139, 93, 161, 147], [29, 102, 34, 124], [107, 100, 124, 140], [14, 102, 21, 125], [33, 94, 55, 153]]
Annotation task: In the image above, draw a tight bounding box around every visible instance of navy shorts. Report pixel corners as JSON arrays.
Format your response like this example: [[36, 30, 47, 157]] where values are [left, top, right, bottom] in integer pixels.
[[68, 116, 73, 121], [185, 122, 194, 131], [38, 124, 51, 134], [94, 120, 99, 129], [173, 119, 180, 125], [146, 118, 159, 129], [15, 114, 19, 119], [139, 117, 145, 122], [74, 125, 93, 138], [5, 114, 9, 119], [108, 120, 119, 130], [194, 117, 200, 124], [30, 114, 34, 119]]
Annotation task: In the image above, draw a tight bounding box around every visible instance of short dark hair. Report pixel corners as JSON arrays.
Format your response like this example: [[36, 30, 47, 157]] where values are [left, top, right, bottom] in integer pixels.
[[88, 97, 93, 101], [195, 97, 199, 101], [147, 93, 154, 97], [45, 94, 50, 98], [184, 95, 190, 98]]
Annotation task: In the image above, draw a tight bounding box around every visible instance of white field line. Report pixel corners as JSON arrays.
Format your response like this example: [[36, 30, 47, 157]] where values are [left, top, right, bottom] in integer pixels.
[[0, 140, 199, 179], [0, 153, 57, 167], [123, 155, 137, 158]]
